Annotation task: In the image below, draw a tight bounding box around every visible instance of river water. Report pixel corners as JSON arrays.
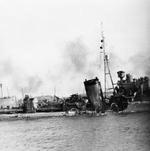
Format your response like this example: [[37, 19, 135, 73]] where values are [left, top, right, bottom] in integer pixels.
[[0, 112, 150, 151]]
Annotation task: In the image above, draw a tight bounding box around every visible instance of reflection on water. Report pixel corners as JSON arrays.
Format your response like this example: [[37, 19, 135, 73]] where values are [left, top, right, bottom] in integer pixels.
[[0, 112, 150, 151]]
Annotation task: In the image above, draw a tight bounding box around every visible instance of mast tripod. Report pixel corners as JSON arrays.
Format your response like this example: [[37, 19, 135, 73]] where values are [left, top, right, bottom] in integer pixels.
[[100, 30, 114, 98]]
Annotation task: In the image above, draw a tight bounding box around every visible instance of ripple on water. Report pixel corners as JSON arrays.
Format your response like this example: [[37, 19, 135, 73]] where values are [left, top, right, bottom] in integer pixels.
[[0, 112, 150, 151]]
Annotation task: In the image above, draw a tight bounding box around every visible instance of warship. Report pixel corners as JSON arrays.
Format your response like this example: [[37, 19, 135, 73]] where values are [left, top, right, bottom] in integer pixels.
[[82, 32, 150, 114]]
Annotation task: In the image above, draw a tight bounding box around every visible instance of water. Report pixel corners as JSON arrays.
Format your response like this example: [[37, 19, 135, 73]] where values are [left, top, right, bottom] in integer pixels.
[[0, 112, 150, 151]]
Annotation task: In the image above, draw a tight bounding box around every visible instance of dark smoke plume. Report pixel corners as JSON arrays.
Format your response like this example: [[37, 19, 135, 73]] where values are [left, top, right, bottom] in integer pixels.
[[63, 39, 88, 73], [47, 39, 99, 96], [62, 39, 99, 77]]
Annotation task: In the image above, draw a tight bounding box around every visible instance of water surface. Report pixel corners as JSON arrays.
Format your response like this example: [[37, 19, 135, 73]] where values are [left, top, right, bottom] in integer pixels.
[[0, 112, 150, 151]]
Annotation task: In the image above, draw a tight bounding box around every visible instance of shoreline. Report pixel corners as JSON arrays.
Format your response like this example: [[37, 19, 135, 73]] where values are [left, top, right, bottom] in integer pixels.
[[0, 112, 66, 121], [0, 101, 150, 121]]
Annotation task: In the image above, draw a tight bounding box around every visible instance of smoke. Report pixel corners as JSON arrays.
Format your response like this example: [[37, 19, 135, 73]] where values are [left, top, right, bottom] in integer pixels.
[[14, 75, 43, 94], [3, 39, 149, 98], [2, 39, 149, 97], [62, 39, 99, 76], [109, 53, 124, 70], [0, 59, 14, 77], [63, 40, 88, 73], [130, 50, 150, 77], [47, 39, 99, 81], [25, 76, 42, 93], [0, 59, 43, 96], [47, 39, 99, 96], [0, 39, 100, 97]]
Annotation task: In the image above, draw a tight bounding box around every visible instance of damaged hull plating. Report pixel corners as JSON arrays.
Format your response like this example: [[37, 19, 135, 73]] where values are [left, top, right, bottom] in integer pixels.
[[84, 77, 105, 113]]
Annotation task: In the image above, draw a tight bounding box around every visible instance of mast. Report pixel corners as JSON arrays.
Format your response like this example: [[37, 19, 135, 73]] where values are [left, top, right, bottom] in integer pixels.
[[100, 25, 114, 98], [100, 31, 107, 98]]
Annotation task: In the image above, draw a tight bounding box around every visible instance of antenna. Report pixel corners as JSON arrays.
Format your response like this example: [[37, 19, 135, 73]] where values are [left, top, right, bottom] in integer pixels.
[[100, 24, 114, 98]]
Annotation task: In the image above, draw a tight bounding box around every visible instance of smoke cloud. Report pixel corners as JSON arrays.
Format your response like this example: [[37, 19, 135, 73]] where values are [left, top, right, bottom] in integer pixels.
[[63, 39, 99, 76], [63, 40, 88, 72], [14, 75, 43, 94], [0, 59, 14, 77], [0, 39, 100, 97], [0, 59, 43, 96], [46, 39, 100, 96], [1, 40, 149, 98], [130, 50, 150, 77], [106, 49, 150, 80]]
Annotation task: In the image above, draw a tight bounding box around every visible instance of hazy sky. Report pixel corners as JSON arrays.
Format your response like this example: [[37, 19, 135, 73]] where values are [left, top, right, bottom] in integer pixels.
[[0, 0, 149, 97]]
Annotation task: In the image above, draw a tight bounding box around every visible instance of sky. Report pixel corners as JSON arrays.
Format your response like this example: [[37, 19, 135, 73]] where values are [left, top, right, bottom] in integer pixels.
[[0, 0, 149, 98]]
